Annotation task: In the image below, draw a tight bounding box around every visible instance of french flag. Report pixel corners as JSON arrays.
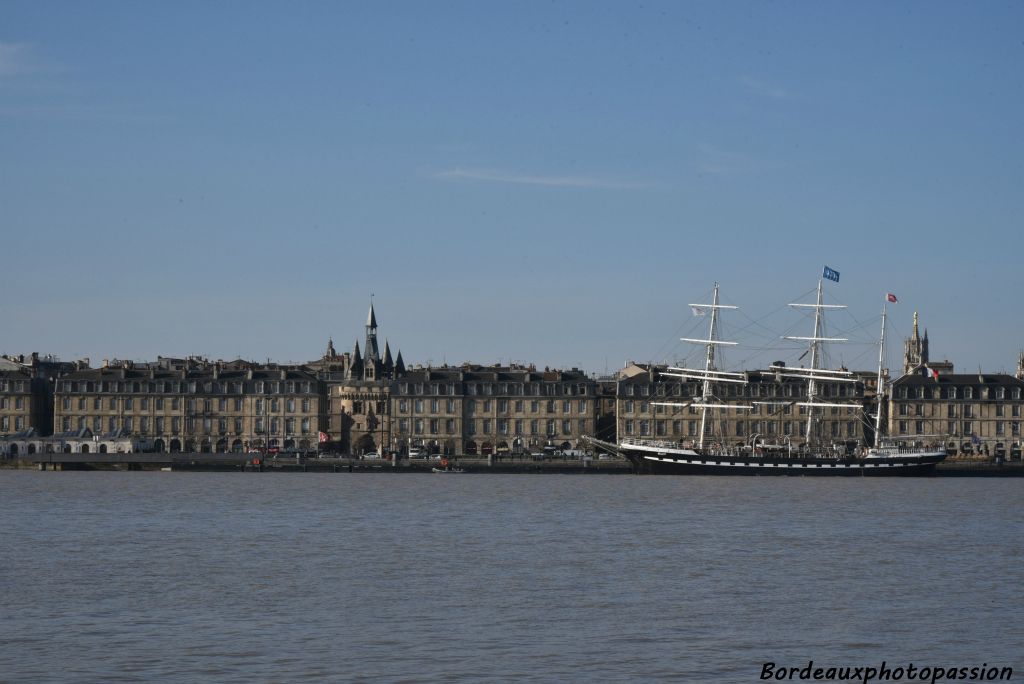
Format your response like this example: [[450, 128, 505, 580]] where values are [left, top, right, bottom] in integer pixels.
[[923, 366, 939, 381]]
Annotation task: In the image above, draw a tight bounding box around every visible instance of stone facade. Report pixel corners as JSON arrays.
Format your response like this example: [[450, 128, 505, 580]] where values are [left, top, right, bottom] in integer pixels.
[[52, 358, 325, 453], [391, 365, 597, 456], [889, 371, 1024, 459], [0, 353, 78, 438]]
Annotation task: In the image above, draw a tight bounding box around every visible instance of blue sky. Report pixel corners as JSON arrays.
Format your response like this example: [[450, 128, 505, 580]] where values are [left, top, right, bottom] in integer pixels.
[[2, 1, 1022, 376]]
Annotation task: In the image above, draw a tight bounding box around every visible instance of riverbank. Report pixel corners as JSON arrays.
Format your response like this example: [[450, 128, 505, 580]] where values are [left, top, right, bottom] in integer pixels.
[[3, 453, 1022, 475]]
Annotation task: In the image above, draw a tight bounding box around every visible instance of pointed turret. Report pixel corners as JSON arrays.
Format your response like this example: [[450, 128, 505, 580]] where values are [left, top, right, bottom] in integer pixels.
[[349, 340, 363, 379], [367, 301, 377, 329], [325, 337, 337, 359], [382, 340, 394, 372], [395, 350, 406, 375]]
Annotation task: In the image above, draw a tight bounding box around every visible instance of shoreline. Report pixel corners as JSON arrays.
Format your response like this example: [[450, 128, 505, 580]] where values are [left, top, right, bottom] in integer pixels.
[[2, 454, 1022, 476]]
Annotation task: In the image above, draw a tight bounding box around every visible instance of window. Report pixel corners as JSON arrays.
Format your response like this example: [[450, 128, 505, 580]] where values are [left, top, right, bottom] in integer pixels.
[[899, 421, 907, 435], [562, 419, 572, 434], [430, 419, 439, 434], [625, 419, 634, 435], [962, 421, 972, 436]]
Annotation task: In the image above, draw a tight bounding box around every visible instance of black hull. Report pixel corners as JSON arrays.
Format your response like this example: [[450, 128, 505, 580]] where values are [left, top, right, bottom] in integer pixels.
[[622, 447, 946, 477]]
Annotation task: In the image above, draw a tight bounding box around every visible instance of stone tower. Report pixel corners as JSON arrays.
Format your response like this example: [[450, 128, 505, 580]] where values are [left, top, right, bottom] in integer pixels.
[[902, 311, 929, 375]]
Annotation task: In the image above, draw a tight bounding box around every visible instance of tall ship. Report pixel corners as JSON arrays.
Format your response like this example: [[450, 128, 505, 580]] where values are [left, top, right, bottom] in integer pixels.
[[595, 276, 948, 476]]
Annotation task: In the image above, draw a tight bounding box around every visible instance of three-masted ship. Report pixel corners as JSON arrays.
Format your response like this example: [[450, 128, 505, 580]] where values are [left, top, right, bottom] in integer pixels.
[[610, 279, 947, 476]]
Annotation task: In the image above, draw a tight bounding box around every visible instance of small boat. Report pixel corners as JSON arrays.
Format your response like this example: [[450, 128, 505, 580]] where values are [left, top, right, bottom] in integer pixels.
[[431, 458, 464, 473]]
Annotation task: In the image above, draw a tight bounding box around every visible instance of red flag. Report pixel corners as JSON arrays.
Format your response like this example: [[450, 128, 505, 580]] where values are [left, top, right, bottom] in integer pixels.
[[318, 431, 329, 443], [886, 293, 898, 303]]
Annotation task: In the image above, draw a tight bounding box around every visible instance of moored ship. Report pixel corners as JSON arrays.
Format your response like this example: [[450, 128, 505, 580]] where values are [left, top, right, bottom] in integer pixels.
[[596, 274, 948, 476]]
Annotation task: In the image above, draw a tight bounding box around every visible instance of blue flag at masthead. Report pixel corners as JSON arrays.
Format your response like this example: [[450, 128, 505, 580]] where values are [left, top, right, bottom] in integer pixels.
[[822, 265, 840, 283]]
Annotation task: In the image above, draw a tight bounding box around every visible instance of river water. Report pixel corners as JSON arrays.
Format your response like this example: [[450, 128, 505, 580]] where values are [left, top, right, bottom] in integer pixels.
[[0, 472, 1020, 683]]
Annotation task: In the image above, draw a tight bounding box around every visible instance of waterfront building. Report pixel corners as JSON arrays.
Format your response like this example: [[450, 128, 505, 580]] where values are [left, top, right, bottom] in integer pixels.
[[889, 370, 1024, 459], [307, 302, 406, 455], [889, 313, 1023, 460], [615, 363, 873, 448], [51, 357, 325, 453], [391, 364, 597, 456], [0, 353, 79, 439]]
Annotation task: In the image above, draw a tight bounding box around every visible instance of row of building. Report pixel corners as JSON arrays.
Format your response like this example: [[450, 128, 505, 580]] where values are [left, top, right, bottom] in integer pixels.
[[2, 306, 1023, 459]]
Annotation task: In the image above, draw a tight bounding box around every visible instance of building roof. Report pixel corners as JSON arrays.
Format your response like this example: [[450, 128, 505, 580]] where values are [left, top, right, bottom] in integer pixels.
[[894, 371, 1024, 388]]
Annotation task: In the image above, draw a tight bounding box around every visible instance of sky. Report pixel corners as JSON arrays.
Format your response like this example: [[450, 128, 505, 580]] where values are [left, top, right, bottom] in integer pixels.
[[2, 1, 1023, 376]]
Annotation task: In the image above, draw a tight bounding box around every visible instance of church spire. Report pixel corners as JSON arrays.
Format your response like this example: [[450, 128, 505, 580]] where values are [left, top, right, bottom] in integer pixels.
[[367, 301, 377, 329], [364, 300, 380, 364]]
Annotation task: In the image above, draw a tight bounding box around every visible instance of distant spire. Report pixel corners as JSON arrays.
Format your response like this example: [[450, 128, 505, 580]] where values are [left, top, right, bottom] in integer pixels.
[[382, 339, 394, 370], [367, 301, 377, 329], [326, 337, 336, 359], [395, 349, 406, 375], [912, 311, 919, 340]]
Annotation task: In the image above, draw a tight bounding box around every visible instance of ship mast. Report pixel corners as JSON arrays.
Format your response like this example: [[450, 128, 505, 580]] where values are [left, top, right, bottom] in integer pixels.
[[805, 280, 825, 441], [781, 279, 851, 449], [698, 284, 722, 449], [657, 283, 750, 451], [874, 300, 888, 449]]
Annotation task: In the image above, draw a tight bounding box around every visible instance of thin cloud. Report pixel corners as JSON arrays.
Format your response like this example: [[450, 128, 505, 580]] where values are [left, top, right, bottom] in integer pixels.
[[696, 144, 782, 176], [433, 167, 650, 190], [741, 77, 788, 100]]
